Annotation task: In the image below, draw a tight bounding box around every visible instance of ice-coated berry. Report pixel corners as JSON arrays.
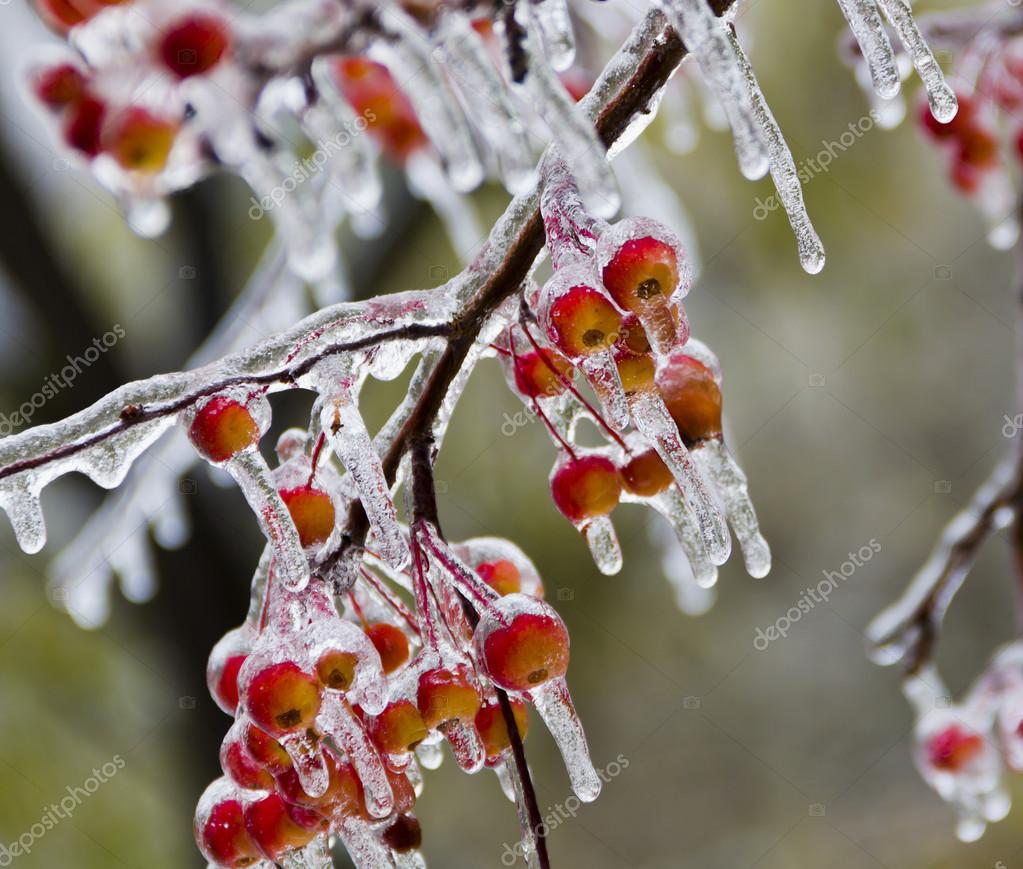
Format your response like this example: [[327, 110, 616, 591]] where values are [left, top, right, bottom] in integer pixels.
[[550, 455, 621, 523], [190, 396, 260, 463]]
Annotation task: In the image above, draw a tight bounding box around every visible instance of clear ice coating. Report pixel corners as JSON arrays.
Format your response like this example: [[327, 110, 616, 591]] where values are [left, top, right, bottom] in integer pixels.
[[834, 0, 901, 99], [656, 0, 770, 181], [875, 0, 959, 123]]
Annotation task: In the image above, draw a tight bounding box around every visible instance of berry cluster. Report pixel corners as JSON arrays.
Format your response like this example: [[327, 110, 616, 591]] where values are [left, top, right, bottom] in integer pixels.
[[29, 8, 230, 177], [188, 394, 595, 867], [902, 641, 1023, 842], [915, 37, 1023, 248], [491, 153, 771, 591]]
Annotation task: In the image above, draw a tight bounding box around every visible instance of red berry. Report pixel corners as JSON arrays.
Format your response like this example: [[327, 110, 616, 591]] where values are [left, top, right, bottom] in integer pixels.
[[277, 748, 365, 818], [279, 485, 335, 548], [957, 126, 999, 170], [475, 698, 529, 760], [333, 58, 427, 163], [213, 654, 247, 715], [197, 794, 261, 868], [190, 396, 260, 463], [370, 700, 428, 754], [950, 160, 981, 194], [158, 13, 231, 79], [243, 724, 292, 775], [926, 725, 984, 772], [550, 455, 621, 523], [656, 354, 723, 445], [416, 667, 481, 729], [918, 94, 975, 140], [31, 63, 87, 109], [476, 559, 522, 596], [619, 449, 673, 498], [63, 96, 106, 157], [32, 0, 94, 33], [244, 661, 322, 736], [364, 623, 410, 674], [481, 609, 570, 692], [103, 106, 179, 173], [221, 737, 275, 792], [244, 792, 323, 859], [547, 285, 623, 358], [601, 235, 680, 314], [512, 350, 573, 398]]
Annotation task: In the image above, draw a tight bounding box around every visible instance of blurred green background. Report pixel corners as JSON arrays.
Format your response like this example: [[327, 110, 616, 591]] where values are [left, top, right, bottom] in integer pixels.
[[0, 0, 1020, 866]]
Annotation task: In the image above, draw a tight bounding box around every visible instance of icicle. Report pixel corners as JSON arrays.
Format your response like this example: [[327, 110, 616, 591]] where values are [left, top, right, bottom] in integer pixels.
[[278, 727, 330, 799], [654, 0, 769, 180], [308, 59, 383, 214], [0, 474, 46, 554], [371, 4, 483, 192], [694, 439, 770, 578], [528, 0, 576, 72], [335, 816, 397, 869], [318, 694, 395, 819], [393, 847, 426, 868], [725, 28, 826, 274], [583, 515, 624, 576], [629, 391, 731, 565], [439, 720, 486, 773], [433, 12, 535, 193], [225, 450, 310, 592], [651, 486, 719, 589], [529, 678, 602, 802], [279, 835, 333, 869], [876, 0, 958, 122], [500, 8, 619, 217], [580, 352, 631, 432], [503, 758, 544, 869], [111, 532, 158, 604], [834, 0, 901, 99], [317, 386, 409, 570]]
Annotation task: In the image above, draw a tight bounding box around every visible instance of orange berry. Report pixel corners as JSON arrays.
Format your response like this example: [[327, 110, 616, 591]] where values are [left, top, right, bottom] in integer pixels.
[[416, 667, 481, 729], [547, 285, 623, 357], [619, 450, 673, 498], [190, 396, 260, 463], [475, 698, 529, 760], [370, 701, 429, 754], [364, 623, 410, 674], [614, 350, 656, 395], [104, 107, 179, 173], [656, 354, 723, 445], [476, 559, 521, 596], [279, 485, 335, 548], [550, 455, 621, 523], [244, 661, 322, 736], [315, 649, 358, 691], [480, 608, 570, 692]]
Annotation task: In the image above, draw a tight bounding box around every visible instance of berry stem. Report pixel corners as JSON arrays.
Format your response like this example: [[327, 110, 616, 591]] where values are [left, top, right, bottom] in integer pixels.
[[508, 326, 578, 460]]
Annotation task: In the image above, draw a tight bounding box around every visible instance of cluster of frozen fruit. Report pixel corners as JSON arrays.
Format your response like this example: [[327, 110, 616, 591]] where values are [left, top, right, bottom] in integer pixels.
[[491, 153, 770, 584], [27, 1, 425, 179], [187, 393, 595, 867], [906, 642, 1023, 842]]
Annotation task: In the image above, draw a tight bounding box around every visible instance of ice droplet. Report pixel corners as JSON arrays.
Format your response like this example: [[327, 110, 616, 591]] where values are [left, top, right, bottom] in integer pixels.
[[530, 678, 602, 802]]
